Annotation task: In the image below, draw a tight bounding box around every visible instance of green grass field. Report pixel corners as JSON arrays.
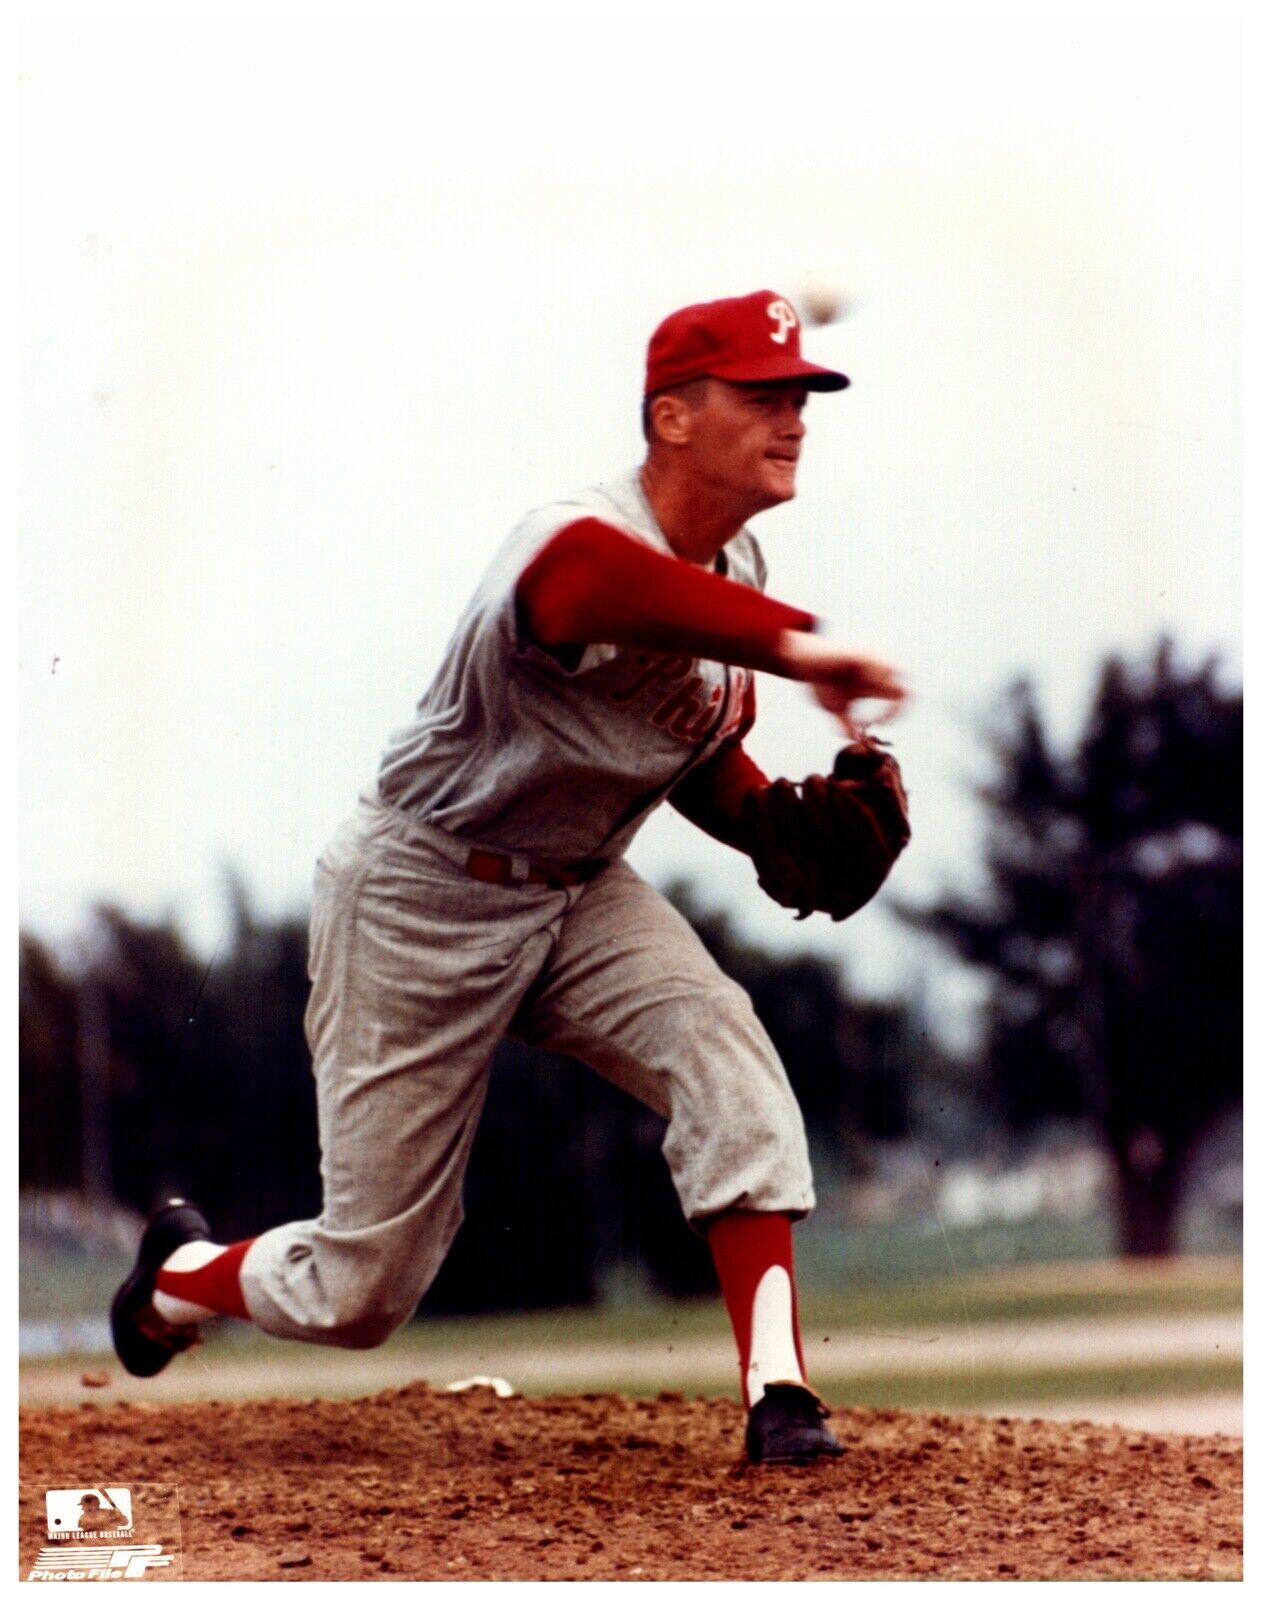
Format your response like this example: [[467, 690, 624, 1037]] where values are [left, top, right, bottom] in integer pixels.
[[819, 1357, 1242, 1412], [419, 1260, 1244, 1348], [21, 1249, 1241, 1348]]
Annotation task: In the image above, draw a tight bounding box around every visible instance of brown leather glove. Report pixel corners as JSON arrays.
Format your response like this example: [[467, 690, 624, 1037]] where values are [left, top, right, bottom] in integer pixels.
[[741, 738, 911, 921]]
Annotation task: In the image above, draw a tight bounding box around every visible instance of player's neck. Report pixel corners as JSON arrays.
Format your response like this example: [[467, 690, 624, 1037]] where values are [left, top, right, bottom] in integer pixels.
[[638, 460, 749, 567]]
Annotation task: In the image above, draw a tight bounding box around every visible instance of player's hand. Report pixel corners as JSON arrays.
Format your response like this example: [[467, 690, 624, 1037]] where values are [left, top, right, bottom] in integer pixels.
[[778, 631, 907, 740]]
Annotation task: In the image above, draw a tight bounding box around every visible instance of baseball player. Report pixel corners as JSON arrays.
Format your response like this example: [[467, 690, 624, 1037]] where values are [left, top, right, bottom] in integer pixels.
[[75, 1494, 128, 1534], [111, 289, 909, 1465]]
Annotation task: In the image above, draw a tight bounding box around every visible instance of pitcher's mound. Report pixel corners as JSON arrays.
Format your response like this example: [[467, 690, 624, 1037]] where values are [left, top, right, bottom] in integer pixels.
[[19, 1383, 1242, 1580]]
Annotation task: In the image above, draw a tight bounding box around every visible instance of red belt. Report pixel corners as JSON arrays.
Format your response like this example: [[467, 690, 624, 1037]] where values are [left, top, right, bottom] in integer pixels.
[[465, 848, 599, 891]]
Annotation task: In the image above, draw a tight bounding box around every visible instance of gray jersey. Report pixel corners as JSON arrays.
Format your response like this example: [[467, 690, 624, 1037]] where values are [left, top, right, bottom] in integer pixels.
[[376, 468, 764, 866]]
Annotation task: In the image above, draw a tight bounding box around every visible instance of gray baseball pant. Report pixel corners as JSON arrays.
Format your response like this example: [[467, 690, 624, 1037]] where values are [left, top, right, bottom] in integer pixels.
[[239, 796, 814, 1347]]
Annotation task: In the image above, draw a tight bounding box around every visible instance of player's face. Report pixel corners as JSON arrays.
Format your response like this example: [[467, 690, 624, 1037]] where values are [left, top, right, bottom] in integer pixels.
[[686, 380, 810, 511]]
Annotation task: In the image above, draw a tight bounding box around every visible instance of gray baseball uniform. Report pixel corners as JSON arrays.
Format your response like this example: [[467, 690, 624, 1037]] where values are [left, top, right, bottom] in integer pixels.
[[238, 469, 814, 1348]]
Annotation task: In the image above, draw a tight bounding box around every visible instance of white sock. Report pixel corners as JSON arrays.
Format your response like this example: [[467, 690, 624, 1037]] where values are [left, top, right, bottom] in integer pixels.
[[746, 1264, 805, 1407], [151, 1240, 226, 1326]]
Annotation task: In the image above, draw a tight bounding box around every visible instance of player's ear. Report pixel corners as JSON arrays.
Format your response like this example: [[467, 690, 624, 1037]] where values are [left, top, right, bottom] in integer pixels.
[[649, 392, 695, 447]]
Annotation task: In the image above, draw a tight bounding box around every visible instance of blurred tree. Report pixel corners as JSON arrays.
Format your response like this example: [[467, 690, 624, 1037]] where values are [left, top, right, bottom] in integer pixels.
[[196, 877, 323, 1235], [61, 907, 212, 1215], [23, 884, 323, 1241], [910, 638, 1242, 1255], [422, 1040, 602, 1313], [18, 933, 82, 1190]]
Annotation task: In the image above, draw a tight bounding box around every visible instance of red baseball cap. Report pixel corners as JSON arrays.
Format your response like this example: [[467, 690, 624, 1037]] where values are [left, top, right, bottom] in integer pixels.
[[644, 289, 849, 397]]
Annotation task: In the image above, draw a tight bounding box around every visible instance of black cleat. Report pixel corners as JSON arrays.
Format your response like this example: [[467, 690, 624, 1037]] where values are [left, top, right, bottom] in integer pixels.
[[110, 1199, 211, 1377], [745, 1382, 846, 1465]]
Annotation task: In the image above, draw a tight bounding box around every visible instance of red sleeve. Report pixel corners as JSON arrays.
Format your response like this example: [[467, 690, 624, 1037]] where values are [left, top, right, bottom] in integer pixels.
[[515, 517, 816, 671], [668, 678, 769, 854]]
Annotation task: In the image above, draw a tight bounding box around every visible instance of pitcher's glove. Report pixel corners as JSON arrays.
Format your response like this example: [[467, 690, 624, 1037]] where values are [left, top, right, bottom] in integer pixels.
[[742, 738, 911, 921]]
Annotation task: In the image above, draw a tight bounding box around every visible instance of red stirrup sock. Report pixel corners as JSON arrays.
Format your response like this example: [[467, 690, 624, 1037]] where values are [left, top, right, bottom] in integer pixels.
[[707, 1211, 807, 1408], [154, 1239, 255, 1323]]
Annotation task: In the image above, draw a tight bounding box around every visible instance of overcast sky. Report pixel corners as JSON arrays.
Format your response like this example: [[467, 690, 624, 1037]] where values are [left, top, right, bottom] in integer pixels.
[[18, 19, 1241, 1013]]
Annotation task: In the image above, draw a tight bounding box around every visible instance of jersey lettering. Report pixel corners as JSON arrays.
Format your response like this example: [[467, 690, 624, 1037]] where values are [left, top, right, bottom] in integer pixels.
[[608, 653, 695, 705], [654, 676, 710, 739], [767, 299, 797, 345], [607, 654, 727, 744]]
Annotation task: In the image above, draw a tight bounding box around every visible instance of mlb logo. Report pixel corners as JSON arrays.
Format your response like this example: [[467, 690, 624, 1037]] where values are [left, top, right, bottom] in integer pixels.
[[46, 1487, 133, 1534]]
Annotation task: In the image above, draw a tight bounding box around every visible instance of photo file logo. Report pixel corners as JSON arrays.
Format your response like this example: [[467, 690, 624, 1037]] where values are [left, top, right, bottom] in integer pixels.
[[28, 1544, 173, 1581], [30, 1491, 174, 1581]]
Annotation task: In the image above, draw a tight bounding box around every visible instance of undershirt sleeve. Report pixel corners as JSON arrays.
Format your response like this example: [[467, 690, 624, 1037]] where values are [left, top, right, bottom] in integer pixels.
[[515, 517, 816, 672]]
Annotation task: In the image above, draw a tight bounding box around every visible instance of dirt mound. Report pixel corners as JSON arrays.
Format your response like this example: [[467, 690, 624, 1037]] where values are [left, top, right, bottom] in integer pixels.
[[19, 1383, 1242, 1580]]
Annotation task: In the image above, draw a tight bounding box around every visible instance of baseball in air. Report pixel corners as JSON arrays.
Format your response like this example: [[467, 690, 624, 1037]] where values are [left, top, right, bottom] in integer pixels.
[[797, 277, 850, 327]]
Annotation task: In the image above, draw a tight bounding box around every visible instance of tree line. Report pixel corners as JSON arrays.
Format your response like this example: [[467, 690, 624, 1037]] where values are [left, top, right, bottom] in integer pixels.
[[906, 637, 1241, 1255]]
